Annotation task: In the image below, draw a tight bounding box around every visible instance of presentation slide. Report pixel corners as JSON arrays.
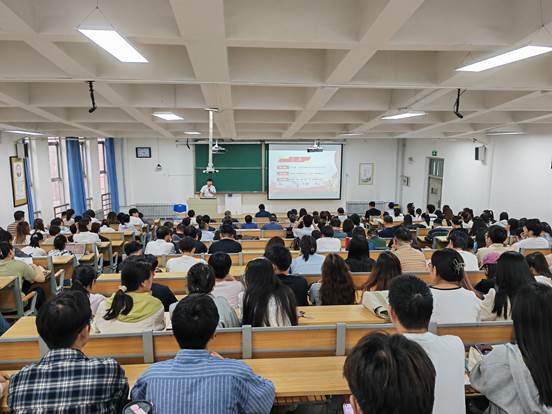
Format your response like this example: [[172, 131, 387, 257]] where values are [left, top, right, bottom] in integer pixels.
[[268, 144, 343, 200]]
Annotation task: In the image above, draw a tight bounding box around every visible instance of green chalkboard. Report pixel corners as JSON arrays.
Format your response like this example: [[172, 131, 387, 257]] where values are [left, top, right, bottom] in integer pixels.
[[194, 144, 264, 192]]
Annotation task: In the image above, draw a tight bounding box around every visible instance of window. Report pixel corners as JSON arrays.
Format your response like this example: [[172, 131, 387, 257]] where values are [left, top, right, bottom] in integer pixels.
[[428, 158, 444, 178], [48, 138, 65, 206], [98, 140, 109, 195]]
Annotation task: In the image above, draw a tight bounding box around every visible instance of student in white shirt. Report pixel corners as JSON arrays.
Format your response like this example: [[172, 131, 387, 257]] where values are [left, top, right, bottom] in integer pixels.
[[144, 226, 176, 256], [447, 230, 479, 271], [209, 252, 244, 309], [199, 178, 217, 198], [166, 237, 206, 273], [479, 251, 534, 321], [512, 218, 550, 251], [388, 275, 466, 414], [72, 219, 101, 245], [70, 264, 106, 315], [316, 226, 341, 252], [290, 235, 325, 274], [292, 214, 315, 239], [128, 208, 145, 227], [429, 248, 481, 324], [336, 207, 348, 223], [21, 233, 46, 257], [526, 252, 552, 287]]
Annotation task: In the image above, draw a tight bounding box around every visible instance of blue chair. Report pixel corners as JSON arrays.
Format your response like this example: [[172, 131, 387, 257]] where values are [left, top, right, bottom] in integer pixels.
[[173, 204, 187, 219]]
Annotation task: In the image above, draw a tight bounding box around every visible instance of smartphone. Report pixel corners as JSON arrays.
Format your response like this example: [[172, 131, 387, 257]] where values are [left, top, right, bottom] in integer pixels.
[[343, 403, 355, 414]]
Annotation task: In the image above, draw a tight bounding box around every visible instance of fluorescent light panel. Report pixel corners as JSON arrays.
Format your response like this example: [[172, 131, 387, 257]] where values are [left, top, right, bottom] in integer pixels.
[[340, 132, 362, 136], [153, 112, 183, 121], [5, 130, 43, 136], [183, 131, 201, 135], [485, 131, 525, 136], [382, 111, 426, 120], [78, 29, 148, 63], [457, 46, 552, 72]]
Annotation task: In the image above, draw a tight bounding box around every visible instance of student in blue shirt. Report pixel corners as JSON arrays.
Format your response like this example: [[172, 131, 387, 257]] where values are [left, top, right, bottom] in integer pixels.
[[240, 215, 258, 229], [131, 294, 275, 413], [255, 204, 272, 218], [261, 215, 284, 231]]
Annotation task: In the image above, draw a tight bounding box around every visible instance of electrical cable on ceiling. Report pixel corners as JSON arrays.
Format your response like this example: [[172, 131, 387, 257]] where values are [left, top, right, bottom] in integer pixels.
[[453, 88, 465, 119], [87, 81, 97, 113]]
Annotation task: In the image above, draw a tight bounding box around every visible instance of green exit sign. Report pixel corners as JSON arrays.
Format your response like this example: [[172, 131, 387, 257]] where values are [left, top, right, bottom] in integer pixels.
[[431, 150, 438, 156]]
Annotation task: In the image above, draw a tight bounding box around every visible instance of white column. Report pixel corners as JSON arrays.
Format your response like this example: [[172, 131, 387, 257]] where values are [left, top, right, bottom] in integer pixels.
[[30, 139, 54, 222], [86, 138, 102, 211]]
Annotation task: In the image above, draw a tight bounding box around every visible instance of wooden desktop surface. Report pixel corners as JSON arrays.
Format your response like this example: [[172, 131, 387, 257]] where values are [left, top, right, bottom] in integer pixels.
[[298, 305, 383, 325], [0, 277, 15, 291]]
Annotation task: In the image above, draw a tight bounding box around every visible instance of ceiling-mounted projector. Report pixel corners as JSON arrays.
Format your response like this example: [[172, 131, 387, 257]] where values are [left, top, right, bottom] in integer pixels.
[[212, 141, 226, 154], [307, 140, 323, 153]]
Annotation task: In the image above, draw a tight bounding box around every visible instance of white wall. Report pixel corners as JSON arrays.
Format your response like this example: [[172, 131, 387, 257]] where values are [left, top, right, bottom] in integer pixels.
[[118, 138, 400, 213]]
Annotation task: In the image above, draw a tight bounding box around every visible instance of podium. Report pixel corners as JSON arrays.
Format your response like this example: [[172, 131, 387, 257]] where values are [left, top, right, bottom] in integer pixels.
[[187, 197, 218, 216]]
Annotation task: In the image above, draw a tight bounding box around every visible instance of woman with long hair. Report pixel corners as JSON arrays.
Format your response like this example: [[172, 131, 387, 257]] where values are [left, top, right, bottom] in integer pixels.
[[526, 251, 552, 287], [71, 264, 106, 315], [346, 235, 375, 272], [362, 251, 402, 292], [290, 235, 325, 274], [471, 282, 552, 413], [479, 251, 535, 321], [32, 218, 48, 236], [21, 233, 46, 257], [309, 254, 355, 305], [241, 258, 297, 327], [93, 256, 165, 333], [470, 217, 488, 250], [14, 221, 31, 245]]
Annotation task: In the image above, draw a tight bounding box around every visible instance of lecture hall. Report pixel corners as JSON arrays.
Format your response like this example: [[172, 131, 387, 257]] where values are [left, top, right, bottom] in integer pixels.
[[0, 1, 551, 413]]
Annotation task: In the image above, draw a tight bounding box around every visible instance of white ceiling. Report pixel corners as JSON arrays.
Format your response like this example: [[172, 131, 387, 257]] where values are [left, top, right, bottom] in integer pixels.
[[1, 0, 552, 140]]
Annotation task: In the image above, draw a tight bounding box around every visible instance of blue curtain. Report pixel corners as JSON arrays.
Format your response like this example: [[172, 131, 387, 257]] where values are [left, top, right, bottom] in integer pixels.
[[24, 158, 34, 226], [105, 138, 120, 212], [65, 139, 87, 215]]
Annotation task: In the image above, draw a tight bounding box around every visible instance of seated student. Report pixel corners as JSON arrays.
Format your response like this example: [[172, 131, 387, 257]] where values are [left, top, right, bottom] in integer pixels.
[[362, 251, 402, 293], [388, 275, 466, 414], [70, 264, 106, 315], [426, 204, 437, 221], [292, 214, 315, 239], [8, 291, 129, 413], [166, 237, 206, 273], [255, 203, 272, 218], [0, 228, 29, 258], [316, 225, 341, 252], [364, 201, 381, 219], [342, 218, 354, 238], [329, 217, 347, 239], [476, 224, 513, 265], [365, 227, 387, 250], [344, 332, 435, 414], [346, 235, 375, 272], [265, 245, 308, 306], [447, 230, 479, 271], [424, 218, 449, 244], [93, 256, 165, 333], [349, 213, 364, 229], [171, 222, 185, 243], [386, 201, 396, 216], [128, 208, 145, 227], [83, 209, 100, 224], [241, 215, 258, 229], [334, 207, 346, 223], [117, 213, 137, 235], [187, 209, 197, 226], [241, 258, 297, 327], [526, 252, 552, 287], [182, 225, 208, 253], [209, 252, 244, 309], [142, 254, 178, 311], [377, 215, 397, 238], [512, 218, 550, 250], [471, 283, 552, 414], [45, 224, 61, 243], [14, 221, 31, 245], [72, 219, 101, 244], [132, 294, 274, 413], [392, 227, 427, 272], [261, 215, 284, 231], [21, 233, 46, 257], [144, 226, 176, 256], [290, 235, 325, 274], [403, 214, 421, 230], [31, 218, 47, 237], [479, 251, 534, 321], [197, 217, 215, 242], [309, 254, 355, 306], [48, 234, 73, 256], [170, 263, 240, 328], [7, 210, 25, 239], [429, 249, 481, 324], [208, 224, 242, 254]]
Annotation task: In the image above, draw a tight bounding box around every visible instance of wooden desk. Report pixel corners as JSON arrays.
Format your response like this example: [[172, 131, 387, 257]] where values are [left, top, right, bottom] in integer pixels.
[[0, 277, 15, 292], [2, 316, 35, 339], [298, 305, 383, 325], [93, 272, 188, 295]]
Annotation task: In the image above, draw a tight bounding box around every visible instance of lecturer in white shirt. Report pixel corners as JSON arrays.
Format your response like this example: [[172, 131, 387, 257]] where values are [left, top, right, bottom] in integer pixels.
[[199, 178, 217, 198]]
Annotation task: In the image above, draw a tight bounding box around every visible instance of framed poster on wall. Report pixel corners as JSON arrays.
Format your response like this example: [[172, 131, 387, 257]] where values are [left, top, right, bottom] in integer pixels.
[[359, 162, 374, 185], [10, 156, 28, 207]]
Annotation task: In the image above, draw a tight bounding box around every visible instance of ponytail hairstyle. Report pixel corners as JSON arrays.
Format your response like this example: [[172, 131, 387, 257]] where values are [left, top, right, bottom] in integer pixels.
[[103, 256, 152, 320], [53, 234, 68, 251], [33, 218, 46, 232], [71, 264, 97, 296], [0, 241, 13, 260], [300, 235, 317, 261], [29, 232, 43, 248], [430, 248, 465, 283]]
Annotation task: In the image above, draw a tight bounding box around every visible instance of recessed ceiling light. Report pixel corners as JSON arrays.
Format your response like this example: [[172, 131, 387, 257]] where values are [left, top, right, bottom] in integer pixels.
[[382, 111, 426, 120], [485, 131, 525, 136], [78, 29, 148, 63], [5, 130, 44, 136], [183, 131, 201, 135], [153, 112, 183, 121], [340, 132, 362, 136], [456, 45, 552, 72]]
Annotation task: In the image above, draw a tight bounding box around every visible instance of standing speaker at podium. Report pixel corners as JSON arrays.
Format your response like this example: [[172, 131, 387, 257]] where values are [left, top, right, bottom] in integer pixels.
[[199, 178, 217, 198]]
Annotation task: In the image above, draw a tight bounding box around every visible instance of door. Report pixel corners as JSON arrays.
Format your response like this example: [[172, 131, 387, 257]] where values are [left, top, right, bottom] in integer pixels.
[[426, 158, 444, 209]]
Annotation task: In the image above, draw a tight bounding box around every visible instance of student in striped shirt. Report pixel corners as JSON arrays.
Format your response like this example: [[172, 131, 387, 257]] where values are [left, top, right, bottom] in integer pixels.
[[131, 294, 275, 413]]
